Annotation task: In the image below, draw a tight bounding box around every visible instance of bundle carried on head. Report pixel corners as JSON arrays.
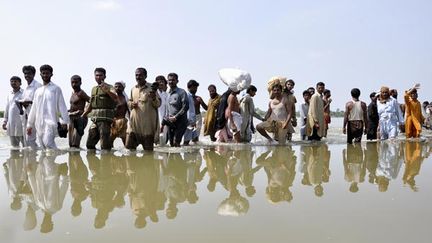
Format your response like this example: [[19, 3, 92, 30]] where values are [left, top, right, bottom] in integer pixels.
[[267, 76, 287, 94], [218, 68, 251, 92]]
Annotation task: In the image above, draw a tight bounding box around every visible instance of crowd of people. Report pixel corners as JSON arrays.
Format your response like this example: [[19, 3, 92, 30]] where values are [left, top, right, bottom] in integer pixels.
[[3, 65, 432, 150]]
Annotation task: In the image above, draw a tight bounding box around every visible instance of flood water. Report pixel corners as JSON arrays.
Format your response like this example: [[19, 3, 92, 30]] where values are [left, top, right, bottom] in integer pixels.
[[1, 123, 432, 243]]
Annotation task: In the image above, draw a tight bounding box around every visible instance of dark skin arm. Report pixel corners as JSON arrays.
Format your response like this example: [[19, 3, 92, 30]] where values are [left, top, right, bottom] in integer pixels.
[[197, 96, 208, 111], [343, 101, 352, 134], [361, 102, 368, 134]]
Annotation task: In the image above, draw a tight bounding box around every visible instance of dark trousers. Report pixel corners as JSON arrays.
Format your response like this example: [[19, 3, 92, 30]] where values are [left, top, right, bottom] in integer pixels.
[[86, 121, 113, 150], [308, 127, 322, 141], [347, 120, 364, 144], [126, 133, 155, 151], [167, 118, 188, 146]]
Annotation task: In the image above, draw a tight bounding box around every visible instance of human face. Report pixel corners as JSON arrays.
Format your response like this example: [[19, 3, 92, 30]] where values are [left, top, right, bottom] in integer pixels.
[[250, 90, 256, 97], [411, 92, 418, 101], [10, 79, 21, 91], [158, 80, 167, 91], [23, 70, 35, 83], [272, 87, 282, 98], [308, 88, 315, 95], [316, 85, 325, 94], [303, 93, 311, 103], [114, 83, 124, 94], [135, 69, 147, 86], [381, 90, 390, 100], [325, 92, 331, 98], [188, 85, 198, 95], [285, 82, 294, 91], [94, 71, 105, 85], [168, 75, 178, 89], [71, 79, 81, 91], [40, 70, 53, 83], [208, 86, 217, 99]]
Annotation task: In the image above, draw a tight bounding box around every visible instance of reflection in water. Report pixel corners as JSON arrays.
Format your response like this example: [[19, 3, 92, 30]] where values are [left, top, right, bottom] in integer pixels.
[[257, 146, 295, 203], [343, 144, 366, 193], [300, 144, 331, 197], [1, 140, 431, 233]]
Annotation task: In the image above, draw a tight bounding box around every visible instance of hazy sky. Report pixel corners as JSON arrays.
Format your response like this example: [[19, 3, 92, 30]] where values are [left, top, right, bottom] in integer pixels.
[[1, 0, 431, 111]]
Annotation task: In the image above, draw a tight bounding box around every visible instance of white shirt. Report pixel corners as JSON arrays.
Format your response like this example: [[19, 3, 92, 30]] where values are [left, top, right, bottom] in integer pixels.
[[157, 89, 168, 121], [300, 103, 309, 126], [21, 80, 42, 115], [4, 89, 24, 136], [27, 82, 70, 135]]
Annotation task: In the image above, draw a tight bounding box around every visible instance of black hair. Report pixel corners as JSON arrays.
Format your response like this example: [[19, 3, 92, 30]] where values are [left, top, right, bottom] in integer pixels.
[[302, 90, 310, 96], [286, 79, 295, 85], [187, 79, 199, 88], [155, 75, 167, 84], [167, 73, 178, 80], [94, 67, 106, 75], [22, 65, 36, 74], [10, 76, 22, 83], [136, 67, 147, 76], [370, 92, 376, 98], [208, 84, 216, 90], [316, 82, 325, 87], [323, 89, 331, 95], [71, 75, 81, 82], [246, 85, 257, 94], [40, 64, 53, 73], [351, 88, 361, 99]]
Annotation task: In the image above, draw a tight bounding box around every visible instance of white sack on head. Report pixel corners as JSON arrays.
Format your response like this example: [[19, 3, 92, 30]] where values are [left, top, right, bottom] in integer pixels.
[[218, 68, 251, 92]]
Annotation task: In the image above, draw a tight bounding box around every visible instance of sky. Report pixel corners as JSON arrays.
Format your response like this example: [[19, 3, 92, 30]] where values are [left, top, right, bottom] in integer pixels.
[[1, 0, 431, 111]]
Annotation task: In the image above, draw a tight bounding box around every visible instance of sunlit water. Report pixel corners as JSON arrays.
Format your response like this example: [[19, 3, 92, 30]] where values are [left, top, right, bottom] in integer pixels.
[[1, 118, 432, 243]]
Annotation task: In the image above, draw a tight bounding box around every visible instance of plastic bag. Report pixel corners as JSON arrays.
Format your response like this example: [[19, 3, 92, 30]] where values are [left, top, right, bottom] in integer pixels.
[[218, 68, 251, 92]]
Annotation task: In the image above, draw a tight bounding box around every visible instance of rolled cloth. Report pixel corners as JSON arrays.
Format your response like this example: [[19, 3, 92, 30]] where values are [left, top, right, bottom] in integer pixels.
[[380, 86, 390, 93], [267, 76, 287, 94], [218, 68, 251, 92]]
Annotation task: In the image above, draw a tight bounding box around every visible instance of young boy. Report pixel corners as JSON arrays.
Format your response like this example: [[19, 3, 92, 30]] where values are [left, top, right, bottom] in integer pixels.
[[3, 76, 25, 147]]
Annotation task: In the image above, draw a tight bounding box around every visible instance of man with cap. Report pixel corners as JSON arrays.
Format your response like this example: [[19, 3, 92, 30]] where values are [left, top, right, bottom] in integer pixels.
[[377, 86, 404, 140], [404, 84, 424, 138]]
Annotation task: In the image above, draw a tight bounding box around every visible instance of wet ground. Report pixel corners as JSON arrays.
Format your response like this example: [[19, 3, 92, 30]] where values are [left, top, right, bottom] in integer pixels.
[[1, 136, 431, 243]]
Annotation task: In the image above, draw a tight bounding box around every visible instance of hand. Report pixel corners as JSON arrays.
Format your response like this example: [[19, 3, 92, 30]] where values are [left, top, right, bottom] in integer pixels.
[[148, 91, 156, 100], [27, 127, 32, 135], [2, 122, 6, 130], [168, 116, 176, 123], [100, 83, 110, 93], [413, 83, 420, 90], [314, 122, 320, 128]]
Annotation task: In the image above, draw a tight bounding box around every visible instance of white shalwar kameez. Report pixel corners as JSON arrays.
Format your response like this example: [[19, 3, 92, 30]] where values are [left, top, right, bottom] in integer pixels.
[[27, 82, 70, 149], [21, 80, 42, 148], [377, 97, 404, 140], [4, 89, 24, 146]]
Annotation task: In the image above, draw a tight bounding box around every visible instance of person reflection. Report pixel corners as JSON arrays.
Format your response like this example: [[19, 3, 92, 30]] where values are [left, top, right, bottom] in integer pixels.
[[87, 151, 127, 229], [203, 147, 228, 192], [23, 151, 38, 231], [3, 150, 25, 211], [256, 146, 296, 203], [238, 148, 261, 198], [126, 153, 160, 229], [375, 141, 403, 192], [217, 149, 249, 216], [159, 152, 187, 219], [343, 144, 366, 193], [184, 150, 205, 204], [68, 151, 89, 217], [302, 144, 330, 197], [403, 141, 425, 191], [365, 142, 379, 184], [26, 151, 69, 233]]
